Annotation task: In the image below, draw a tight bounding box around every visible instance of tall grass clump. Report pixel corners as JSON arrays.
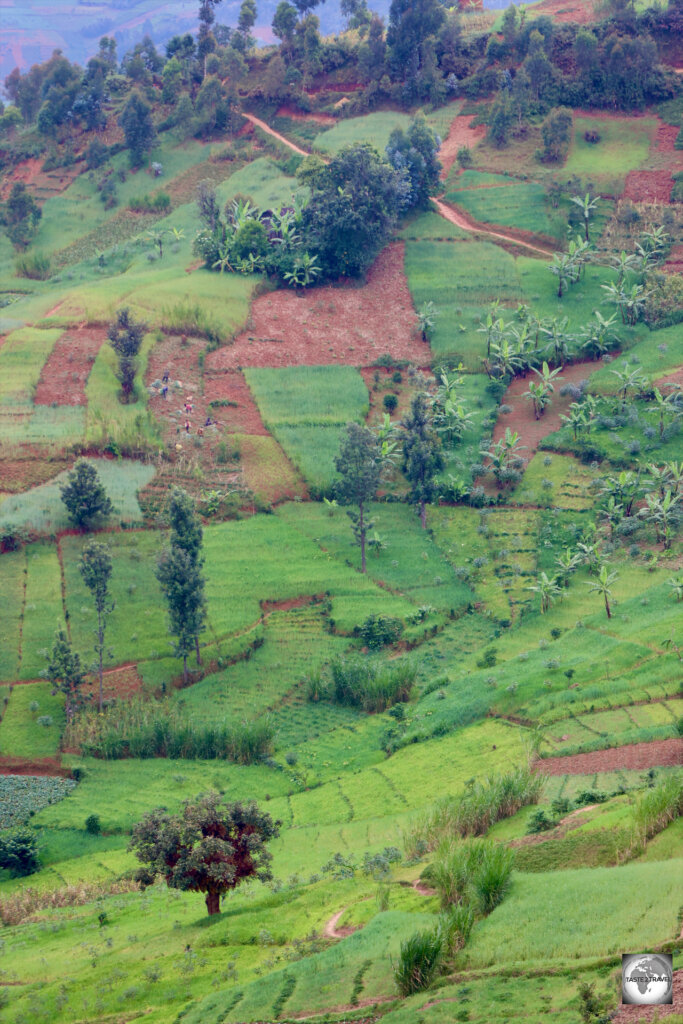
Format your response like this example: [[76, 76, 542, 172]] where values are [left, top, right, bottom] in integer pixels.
[[14, 252, 51, 280], [424, 837, 514, 915], [65, 698, 274, 763], [405, 766, 544, 855], [394, 928, 443, 996], [330, 657, 416, 713], [162, 301, 223, 347], [631, 772, 683, 845]]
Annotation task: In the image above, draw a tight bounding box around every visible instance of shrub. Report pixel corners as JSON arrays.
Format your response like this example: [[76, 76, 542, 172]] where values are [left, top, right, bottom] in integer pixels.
[[357, 614, 404, 650], [526, 808, 556, 834], [425, 837, 514, 915], [0, 828, 39, 877], [14, 251, 51, 280], [457, 145, 473, 167], [394, 928, 443, 996], [85, 814, 101, 835], [383, 393, 398, 413]]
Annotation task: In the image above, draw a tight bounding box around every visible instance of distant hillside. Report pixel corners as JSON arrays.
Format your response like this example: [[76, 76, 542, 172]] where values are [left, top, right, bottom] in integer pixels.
[[0, 0, 395, 82]]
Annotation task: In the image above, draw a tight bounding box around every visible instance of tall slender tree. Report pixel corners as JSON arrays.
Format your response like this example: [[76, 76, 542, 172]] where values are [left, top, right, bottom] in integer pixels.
[[402, 393, 443, 529], [335, 422, 382, 573], [79, 542, 114, 712], [166, 488, 206, 665]]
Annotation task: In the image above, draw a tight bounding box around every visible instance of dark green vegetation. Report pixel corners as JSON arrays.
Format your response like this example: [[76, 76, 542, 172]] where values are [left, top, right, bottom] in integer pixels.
[[0, 0, 681, 1021]]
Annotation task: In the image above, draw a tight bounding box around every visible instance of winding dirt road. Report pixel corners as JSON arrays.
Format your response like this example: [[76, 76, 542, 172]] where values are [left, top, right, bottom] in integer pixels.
[[242, 113, 310, 157], [241, 111, 555, 259]]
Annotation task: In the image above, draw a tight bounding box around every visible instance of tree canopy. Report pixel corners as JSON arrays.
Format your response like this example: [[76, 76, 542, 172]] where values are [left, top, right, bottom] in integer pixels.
[[129, 794, 280, 915]]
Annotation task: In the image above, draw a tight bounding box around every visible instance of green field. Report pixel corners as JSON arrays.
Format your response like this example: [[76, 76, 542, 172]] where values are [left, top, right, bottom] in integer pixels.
[[0, 22, 681, 1024]]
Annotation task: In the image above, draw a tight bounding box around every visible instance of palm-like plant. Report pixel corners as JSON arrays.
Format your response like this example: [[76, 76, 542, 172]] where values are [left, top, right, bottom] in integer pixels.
[[586, 564, 619, 619], [212, 243, 235, 274], [639, 490, 680, 549], [527, 572, 562, 614], [570, 193, 599, 241], [418, 301, 440, 342], [666, 576, 683, 602], [548, 252, 573, 299], [651, 386, 681, 439], [560, 402, 588, 440], [580, 311, 619, 360], [554, 548, 581, 588], [610, 362, 648, 409], [283, 252, 321, 288]]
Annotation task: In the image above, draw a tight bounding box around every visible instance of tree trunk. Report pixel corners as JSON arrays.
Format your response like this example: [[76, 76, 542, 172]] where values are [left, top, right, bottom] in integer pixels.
[[359, 503, 366, 574], [183, 653, 188, 686], [98, 621, 104, 713], [205, 890, 221, 916], [195, 635, 201, 666], [604, 595, 611, 619], [420, 500, 427, 529]]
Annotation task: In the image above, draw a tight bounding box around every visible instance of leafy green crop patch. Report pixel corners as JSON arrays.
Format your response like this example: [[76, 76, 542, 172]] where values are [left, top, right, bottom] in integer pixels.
[[0, 775, 75, 829]]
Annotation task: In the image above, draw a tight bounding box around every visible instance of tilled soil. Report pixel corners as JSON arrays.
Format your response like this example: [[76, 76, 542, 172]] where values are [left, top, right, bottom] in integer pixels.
[[538, 737, 683, 775], [34, 327, 104, 406], [611, 970, 682, 1023], [622, 169, 673, 204], [492, 360, 599, 458], [207, 243, 427, 371], [203, 371, 270, 435], [439, 115, 487, 179]]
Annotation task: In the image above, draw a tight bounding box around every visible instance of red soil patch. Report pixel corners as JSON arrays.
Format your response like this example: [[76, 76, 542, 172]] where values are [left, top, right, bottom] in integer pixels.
[[34, 327, 104, 406], [622, 169, 673, 204], [663, 243, 683, 276], [85, 664, 144, 701], [655, 366, 683, 389], [611, 970, 682, 1023], [0, 158, 42, 201], [207, 243, 428, 371], [276, 104, 336, 125], [203, 371, 269, 435], [655, 119, 680, 153], [492, 360, 598, 458], [261, 593, 324, 615], [0, 458, 68, 493], [439, 115, 487, 179], [531, 0, 596, 24], [0, 756, 71, 778], [538, 737, 683, 775]]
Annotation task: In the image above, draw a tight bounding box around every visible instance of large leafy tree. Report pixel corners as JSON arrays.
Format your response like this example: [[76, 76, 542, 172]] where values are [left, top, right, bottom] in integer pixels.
[[335, 422, 382, 573], [402, 393, 443, 529], [385, 116, 442, 210], [2, 182, 41, 249], [59, 460, 113, 531], [129, 793, 280, 916], [387, 0, 445, 74], [301, 144, 405, 279], [80, 541, 114, 712], [119, 90, 156, 167]]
